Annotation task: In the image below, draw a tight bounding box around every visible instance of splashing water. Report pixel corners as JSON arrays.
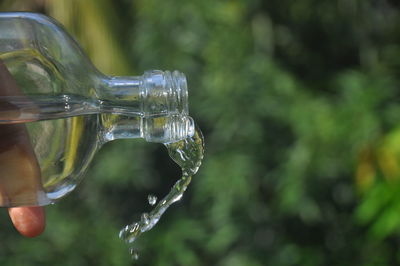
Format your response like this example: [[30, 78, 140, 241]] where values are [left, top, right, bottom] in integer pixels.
[[119, 125, 204, 247]]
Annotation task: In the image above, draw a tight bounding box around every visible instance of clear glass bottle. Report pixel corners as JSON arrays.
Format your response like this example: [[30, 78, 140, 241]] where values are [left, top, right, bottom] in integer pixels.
[[0, 12, 194, 207]]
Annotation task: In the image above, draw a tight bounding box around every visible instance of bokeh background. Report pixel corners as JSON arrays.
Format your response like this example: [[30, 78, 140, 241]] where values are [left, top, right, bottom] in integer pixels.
[[1, 0, 400, 265]]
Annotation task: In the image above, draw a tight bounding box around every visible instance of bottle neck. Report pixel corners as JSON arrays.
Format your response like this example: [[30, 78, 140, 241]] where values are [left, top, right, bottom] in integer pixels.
[[104, 76, 142, 97], [99, 70, 188, 117], [99, 76, 143, 116], [97, 70, 193, 144]]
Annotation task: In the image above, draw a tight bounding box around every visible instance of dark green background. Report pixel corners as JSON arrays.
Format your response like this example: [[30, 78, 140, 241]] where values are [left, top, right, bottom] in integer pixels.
[[1, 0, 400, 265]]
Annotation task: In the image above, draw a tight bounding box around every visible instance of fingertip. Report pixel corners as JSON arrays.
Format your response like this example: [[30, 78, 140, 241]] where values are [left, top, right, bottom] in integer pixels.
[[8, 206, 46, 237]]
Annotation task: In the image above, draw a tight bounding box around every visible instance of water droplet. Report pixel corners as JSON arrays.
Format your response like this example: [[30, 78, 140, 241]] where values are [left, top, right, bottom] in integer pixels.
[[129, 248, 139, 260], [147, 194, 157, 206], [119, 226, 127, 238]]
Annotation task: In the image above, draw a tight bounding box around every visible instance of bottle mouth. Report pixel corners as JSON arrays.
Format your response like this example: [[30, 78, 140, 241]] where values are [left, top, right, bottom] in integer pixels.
[[142, 70, 189, 117], [141, 70, 192, 143]]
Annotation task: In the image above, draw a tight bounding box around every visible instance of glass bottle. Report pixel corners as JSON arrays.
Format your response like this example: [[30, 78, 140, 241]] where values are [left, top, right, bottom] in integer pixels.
[[0, 12, 194, 207]]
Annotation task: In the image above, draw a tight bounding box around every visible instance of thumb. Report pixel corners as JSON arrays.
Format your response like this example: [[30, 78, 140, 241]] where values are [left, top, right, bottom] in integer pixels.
[[8, 206, 45, 237]]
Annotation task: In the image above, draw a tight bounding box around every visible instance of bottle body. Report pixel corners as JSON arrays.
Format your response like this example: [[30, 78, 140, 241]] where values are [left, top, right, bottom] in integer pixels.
[[0, 12, 193, 206]]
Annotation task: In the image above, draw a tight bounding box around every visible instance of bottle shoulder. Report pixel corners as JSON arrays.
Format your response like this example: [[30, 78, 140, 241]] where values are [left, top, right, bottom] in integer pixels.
[[0, 12, 101, 86], [0, 12, 65, 34]]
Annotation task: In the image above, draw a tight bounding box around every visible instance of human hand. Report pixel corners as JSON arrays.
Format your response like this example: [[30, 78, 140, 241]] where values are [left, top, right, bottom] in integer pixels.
[[0, 60, 45, 237]]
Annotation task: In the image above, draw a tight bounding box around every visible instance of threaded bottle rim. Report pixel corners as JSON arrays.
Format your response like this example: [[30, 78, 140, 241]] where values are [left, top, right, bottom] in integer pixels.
[[143, 115, 195, 143], [142, 70, 188, 117]]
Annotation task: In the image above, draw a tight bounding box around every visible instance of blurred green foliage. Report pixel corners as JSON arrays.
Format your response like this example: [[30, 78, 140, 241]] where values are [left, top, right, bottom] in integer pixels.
[[1, 0, 400, 265]]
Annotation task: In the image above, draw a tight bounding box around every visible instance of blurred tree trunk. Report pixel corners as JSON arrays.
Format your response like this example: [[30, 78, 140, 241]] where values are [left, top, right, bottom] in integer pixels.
[[46, 0, 132, 75]]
